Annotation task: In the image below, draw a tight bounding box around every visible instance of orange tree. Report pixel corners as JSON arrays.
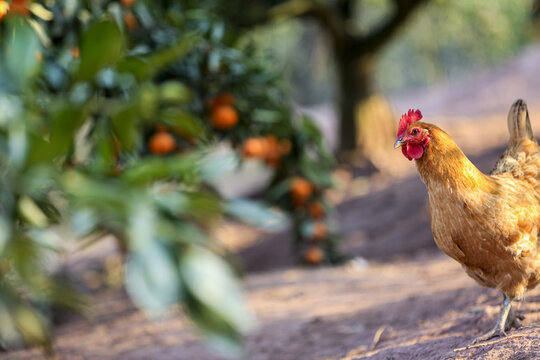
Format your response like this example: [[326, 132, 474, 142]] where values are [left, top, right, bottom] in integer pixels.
[[0, 0, 340, 355]]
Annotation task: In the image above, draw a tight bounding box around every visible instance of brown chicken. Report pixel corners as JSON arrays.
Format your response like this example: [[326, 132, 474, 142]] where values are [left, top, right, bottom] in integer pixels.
[[394, 100, 540, 344]]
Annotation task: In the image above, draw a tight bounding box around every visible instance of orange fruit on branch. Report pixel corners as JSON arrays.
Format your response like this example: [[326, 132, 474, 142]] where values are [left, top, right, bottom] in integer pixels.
[[0, 1, 9, 20], [308, 202, 325, 218], [7, 0, 29, 17], [291, 177, 313, 206], [211, 105, 238, 130], [70, 47, 80, 59], [120, 0, 137, 7], [243, 137, 268, 158], [123, 11, 138, 30], [209, 93, 235, 109], [149, 131, 176, 155], [278, 139, 292, 155], [312, 221, 327, 240], [303, 246, 324, 265]]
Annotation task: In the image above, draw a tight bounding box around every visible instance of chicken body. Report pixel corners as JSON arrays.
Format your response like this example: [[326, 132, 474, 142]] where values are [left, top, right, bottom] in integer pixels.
[[395, 100, 540, 343]]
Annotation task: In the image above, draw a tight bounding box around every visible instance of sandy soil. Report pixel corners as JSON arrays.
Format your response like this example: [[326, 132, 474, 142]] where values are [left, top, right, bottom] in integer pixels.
[[5, 256, 539, 360]]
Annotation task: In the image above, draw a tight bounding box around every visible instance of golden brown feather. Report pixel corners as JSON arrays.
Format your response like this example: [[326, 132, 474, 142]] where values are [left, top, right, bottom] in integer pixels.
[[396, 99, 540, 343]]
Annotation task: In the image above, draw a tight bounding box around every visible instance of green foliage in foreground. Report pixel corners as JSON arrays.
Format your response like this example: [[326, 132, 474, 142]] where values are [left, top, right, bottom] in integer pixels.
[[0, 0, 338, 356]]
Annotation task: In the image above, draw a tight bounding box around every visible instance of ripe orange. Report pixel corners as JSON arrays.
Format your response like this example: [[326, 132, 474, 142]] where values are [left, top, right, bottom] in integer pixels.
[[0, 1, 9, 20], [7, 0, 29, 17], [308, 202, 325, 218], [279, 139, 292, 155], [265, 149, 281, 167], [209, 93, 235, 109], [149, 131, 176, 155], [303, 246, 324, 265], [123, 11, 138, 30], [120, 0, 137, 6], [291, 177, 313, 206], [70, 47, 80, 59], [312, 221, 327, 240], [211, 105, 238, 130], [264, 135, 281, 166], [243, 137, 268, 158], [155, 123, 167, 132]]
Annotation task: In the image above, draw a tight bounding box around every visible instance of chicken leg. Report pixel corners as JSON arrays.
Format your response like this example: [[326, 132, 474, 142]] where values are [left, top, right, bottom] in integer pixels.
[[471, 294, 522, 344]]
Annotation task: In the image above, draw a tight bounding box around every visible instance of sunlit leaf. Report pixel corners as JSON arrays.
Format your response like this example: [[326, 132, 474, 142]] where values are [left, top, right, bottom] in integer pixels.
[[18, 196, 48, 229], [159, 81, 193, 103], [13, 304, 50, 348]]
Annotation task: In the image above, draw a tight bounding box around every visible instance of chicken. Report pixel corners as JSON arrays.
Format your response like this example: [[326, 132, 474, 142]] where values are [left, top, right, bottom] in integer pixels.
[[394, 100, 540, 344]]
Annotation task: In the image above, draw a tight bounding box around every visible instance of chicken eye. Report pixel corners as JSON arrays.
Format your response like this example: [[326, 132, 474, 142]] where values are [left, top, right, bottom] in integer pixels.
[[412, 129, 419, 135]]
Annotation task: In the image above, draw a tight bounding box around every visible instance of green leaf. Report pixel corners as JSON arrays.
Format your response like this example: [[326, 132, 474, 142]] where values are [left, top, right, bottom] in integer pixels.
[[161, 109, 207, 141], [125, 242, 181, 312], [111, 106, 140, 151], [117, 56, 151, 80], [121, 156, 199, 185], [159, 81, 193, 103], [4, 17, 41, 86], [199, 146, 239, 181], [147, 33, 200, 72], [117, 33, 200, 81], [180, 246, 254, 345], [77, 19, 125, 81], [26, 105, 87, 165], [13, 304, 51, 349], [253, 109, 281, 123], [18, 196, 48, 229], [225, 199, 289, 232], [0, 215, 11, 256]]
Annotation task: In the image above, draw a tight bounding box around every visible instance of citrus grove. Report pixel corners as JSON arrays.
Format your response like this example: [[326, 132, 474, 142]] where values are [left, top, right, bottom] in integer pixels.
[[0, 0, 340, 355]]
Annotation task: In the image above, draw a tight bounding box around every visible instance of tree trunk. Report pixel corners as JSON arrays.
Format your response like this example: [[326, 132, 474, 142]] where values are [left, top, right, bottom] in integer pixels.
[[337, 50, 374, 153]]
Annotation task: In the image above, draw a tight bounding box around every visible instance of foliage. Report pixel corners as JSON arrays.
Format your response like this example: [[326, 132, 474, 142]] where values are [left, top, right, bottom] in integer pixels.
[[246, 0, 536, 103], [374, 0, 536, 92], [0, 0, 339, 355]]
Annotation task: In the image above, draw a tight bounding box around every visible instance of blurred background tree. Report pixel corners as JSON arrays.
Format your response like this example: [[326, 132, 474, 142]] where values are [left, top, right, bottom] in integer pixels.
[[227, 0, 430, 154]]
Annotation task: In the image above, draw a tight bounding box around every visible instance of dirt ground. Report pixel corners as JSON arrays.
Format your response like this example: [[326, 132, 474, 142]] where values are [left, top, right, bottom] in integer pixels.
[[5, 46, 540, 360], [4, 256, 539, 360]]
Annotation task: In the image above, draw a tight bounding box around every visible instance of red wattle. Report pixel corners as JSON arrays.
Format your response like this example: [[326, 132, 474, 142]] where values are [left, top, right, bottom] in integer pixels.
[[402, 143, 425, 160], [402, 146, 412, 160]]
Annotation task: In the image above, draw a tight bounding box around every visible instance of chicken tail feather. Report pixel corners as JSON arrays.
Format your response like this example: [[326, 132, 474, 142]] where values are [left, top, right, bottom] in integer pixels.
[[507, 99, 535, 145]]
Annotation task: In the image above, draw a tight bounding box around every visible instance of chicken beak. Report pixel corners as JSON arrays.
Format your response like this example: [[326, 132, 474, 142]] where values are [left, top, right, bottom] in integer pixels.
[[394, 138, 406, 149]]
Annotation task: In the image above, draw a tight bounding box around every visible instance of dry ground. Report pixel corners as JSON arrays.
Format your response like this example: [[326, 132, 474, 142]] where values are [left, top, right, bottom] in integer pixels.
[[4, 256, 539, 360]]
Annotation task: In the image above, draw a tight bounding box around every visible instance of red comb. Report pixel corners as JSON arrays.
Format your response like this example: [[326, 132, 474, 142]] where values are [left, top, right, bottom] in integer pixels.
[[397, 109, 422, 137]]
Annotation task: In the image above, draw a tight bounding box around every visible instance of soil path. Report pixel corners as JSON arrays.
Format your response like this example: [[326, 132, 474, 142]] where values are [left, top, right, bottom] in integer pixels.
[[6, 256, 539, 360]]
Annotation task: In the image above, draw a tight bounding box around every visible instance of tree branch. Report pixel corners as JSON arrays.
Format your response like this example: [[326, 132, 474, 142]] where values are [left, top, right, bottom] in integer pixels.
[[353, 0, 429, 55], [269, 0, 345, 50]]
